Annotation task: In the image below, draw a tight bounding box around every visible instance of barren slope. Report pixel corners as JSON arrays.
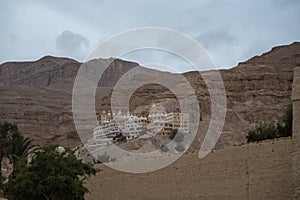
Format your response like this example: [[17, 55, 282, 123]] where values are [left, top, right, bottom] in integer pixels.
[[0, 42, 299, 148], [86, 138, 294, 200]]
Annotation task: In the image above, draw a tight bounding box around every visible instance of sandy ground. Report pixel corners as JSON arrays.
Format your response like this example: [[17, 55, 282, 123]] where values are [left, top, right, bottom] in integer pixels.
[[86, 138, 294, 200]]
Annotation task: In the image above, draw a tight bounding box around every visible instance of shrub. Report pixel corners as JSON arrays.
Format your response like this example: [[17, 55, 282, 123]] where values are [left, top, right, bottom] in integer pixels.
[[175, 143, 185, 152], [246, 123, 279, 143], [246, 105, 293, 143], [150, 138, 169, 152], [113, 133, 127, 142], [279, 104, 293, 137], [160, 144, 169, 152], [169, 130, 184, 143], [97, 153, 110, 163], [150, 138, 160, 148]]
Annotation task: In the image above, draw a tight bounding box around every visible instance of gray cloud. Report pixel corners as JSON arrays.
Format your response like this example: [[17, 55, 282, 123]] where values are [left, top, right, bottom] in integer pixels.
[[56, 30, 89, 60], [0, 0, 299, 70], [272, 0, 300, 7], [197, 30, 239, 50]]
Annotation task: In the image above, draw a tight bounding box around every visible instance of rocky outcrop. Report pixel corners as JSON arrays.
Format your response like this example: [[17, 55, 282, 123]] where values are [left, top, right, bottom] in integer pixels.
[[0, 42, 299, 148], [0, 56, 79, 87], [0, 57, 138, 147]]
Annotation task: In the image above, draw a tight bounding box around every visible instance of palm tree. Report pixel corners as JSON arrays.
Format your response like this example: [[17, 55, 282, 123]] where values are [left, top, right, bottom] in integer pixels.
[[0, 122, 19, 179], [8, 135, 35, 179], [0, 122, 35, 180]]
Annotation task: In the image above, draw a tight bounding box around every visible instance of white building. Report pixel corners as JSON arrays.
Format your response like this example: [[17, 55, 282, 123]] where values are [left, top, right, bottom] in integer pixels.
[[147, 104, 189, 135], [90, 104, 190, 148], [91, 111, 146, 147]]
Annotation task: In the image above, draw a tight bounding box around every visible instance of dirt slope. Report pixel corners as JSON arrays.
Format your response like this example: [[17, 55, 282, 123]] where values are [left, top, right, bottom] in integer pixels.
[[86, 138, 293, 200]]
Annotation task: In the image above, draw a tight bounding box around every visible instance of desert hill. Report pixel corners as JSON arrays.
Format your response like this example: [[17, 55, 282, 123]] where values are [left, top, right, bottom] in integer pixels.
[[0, 42, 299, 148]]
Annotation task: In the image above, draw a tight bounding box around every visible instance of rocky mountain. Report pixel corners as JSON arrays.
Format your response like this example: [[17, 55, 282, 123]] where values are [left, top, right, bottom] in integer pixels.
[[100, 42, 300, 149], [0, 42, 299, 148], [0, 56, 137, 147]]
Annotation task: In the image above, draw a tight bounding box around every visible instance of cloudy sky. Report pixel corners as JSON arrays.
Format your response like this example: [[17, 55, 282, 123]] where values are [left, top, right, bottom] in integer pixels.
[[1, 0, 300, 72]]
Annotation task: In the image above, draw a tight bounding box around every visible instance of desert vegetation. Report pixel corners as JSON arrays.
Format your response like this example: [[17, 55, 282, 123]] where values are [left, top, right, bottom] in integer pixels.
[[0, 122, 96, 200], [246, 105, 293, 142]]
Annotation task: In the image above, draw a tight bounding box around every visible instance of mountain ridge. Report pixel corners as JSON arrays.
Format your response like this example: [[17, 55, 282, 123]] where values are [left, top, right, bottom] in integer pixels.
[[0, 42, 299, 148]]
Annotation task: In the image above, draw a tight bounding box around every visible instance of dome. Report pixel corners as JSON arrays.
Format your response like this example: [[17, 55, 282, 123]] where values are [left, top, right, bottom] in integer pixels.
[[57, 146, 65, 153]]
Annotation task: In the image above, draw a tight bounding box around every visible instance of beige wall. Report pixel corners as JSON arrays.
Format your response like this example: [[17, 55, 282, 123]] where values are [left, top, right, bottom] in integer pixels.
[[86, 139, 294, 200], [292, 67, 300, 199]]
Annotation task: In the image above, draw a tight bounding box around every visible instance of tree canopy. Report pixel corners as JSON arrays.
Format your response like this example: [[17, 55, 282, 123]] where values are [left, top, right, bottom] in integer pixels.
[[3, 145, 96, 200], [0, 122, 96, 200], [0, 121, 34, 179]]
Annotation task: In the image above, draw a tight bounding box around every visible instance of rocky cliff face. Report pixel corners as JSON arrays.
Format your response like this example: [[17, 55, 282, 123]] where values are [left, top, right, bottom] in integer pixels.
[[0, 42, 299, 148], [0, 56, 137, 147], [100, 42, 300, 148]]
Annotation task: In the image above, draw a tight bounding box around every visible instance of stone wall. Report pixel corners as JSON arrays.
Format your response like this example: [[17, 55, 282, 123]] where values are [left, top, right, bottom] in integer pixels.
[[292, 67, 300, 199], [86, 139, 294, 200]]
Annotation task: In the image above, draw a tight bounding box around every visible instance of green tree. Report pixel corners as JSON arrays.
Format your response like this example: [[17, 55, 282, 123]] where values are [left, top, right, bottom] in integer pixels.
[[0, 122, 17, 178], [246, 105, 293, 143], [246, 123, 279, 143], [0, 122, 34, 180], [8, 135, 34, 180], [280, 104, 293, 137], [3, 145, 96, 200]]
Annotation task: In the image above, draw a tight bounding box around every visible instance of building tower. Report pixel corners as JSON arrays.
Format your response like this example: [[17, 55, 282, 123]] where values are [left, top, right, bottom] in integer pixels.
[[100, 110, 106, 125]]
